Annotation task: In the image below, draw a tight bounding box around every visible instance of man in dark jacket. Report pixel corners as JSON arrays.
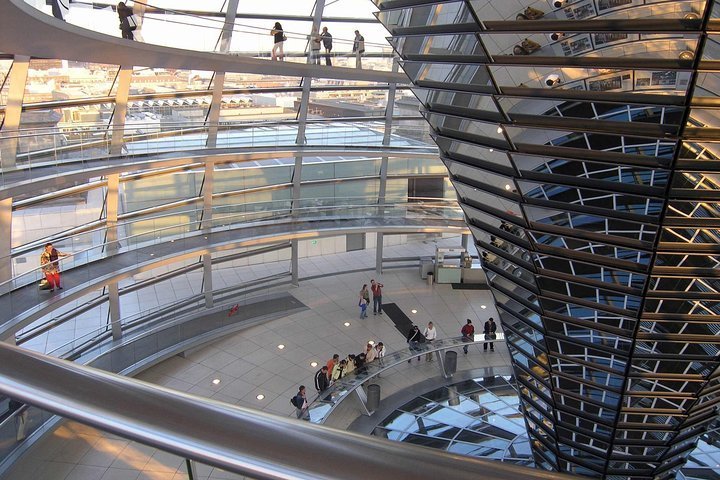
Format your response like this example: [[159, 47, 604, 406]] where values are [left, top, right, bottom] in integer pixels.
[[484, 317, 497, 351], [314, 366, 329, 393], [320, 26, 332, 66]]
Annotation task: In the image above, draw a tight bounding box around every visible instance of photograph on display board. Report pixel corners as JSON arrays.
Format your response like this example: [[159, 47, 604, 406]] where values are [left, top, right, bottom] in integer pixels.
[[593, 33, 630, 47], [651, 71, 677, 87], [597, 0, 634, 12], [561, 36, 593, 56], [589, 75, 623, 91], [565, 3, 597, 20]]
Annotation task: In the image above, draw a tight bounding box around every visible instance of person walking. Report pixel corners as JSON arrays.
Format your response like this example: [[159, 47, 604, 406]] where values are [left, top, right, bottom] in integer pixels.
[[309, 27, 322, 64], [117, 2, 135, 40], [424, 321, 437, 361], [40, 243, 69, 292], [371, 279, 383, 315], [407, 325, 423, 363], [271, 22, 285, 61], [461, 319, 475, 354], [484, 317, 497, 352], [314, 366, 329, 393], [359, 284, 370, 318], [320, 26, 333, 66], [292, 386, 309, 420], [352, 30, 365, 69]]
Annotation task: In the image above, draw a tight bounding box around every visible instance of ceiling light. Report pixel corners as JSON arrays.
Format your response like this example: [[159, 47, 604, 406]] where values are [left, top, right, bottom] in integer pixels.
[[481, 305, 487, 309], [505, 184, 512, 191], [496, 126, 503, 134], [489, 149, 494, 152], [411, 309, 418, 314], [277, 344, 285, 350], [368, 340, 375, 346], [344, 322, 351, 327], [256, 394, 265, 400], [310, 361, 318, 367], [212, 378, 221, 385]]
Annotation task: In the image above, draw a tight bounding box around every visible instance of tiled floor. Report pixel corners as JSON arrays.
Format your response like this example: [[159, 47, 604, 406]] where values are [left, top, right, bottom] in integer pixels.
[[5, 240, 510, 480]]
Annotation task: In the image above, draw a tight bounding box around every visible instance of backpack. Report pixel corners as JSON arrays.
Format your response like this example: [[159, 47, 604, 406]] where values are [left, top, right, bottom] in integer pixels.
[[290, 395, 300, 408]]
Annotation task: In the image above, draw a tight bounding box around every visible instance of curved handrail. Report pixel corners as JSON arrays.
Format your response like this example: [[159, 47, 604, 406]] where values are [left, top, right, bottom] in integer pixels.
[[0, 341, 577, 480], [0, 0, 406, 82], [4, 200, 464, 290], [306, 334, 506, 424]]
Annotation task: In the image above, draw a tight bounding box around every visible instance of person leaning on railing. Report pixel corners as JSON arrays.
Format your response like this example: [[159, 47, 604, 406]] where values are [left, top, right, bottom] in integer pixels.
[[40, 242, 70, 293]]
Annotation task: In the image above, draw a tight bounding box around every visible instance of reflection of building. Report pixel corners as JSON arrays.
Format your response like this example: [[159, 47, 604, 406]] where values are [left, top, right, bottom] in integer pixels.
[[378, 1, 720, 479], [300, 99, 384, 118]]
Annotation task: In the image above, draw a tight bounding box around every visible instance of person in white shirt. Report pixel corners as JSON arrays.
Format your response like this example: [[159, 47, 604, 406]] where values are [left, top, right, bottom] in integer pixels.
[[424, 321, 437, 361], [365, 343, 377, 363], [375, 342, 385, 366]]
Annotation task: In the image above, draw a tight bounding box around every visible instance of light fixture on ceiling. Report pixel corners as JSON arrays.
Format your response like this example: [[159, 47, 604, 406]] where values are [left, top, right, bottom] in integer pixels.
[[368, 340, 375, 345], [277, 344, 285, 350], [679, 50, 695, 61], [481, 305, 487, 309], [411, 309, 418, 314], [344, 322, 351, 327], [505, 184, 512, 191], [310, 361, 318, 367], [212, 378, 221, 385], [256, 394, 265, 400], [496, 126, 504, 134]]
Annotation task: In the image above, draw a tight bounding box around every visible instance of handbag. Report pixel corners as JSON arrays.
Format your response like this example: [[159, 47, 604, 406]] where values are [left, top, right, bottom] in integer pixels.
[[282, 34, 288, 41], [127, 14, 138, 30]]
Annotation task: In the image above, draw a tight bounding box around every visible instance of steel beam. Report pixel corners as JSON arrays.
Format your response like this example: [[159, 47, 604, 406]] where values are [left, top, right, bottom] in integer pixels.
[[0, 55, 29, 168]]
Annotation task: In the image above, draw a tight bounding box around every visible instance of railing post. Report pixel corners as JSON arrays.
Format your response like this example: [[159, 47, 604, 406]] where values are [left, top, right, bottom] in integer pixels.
[[207, 0, 239, 148], [185, 458, 198, 480], [110, 66, 132, 156], [106, 174, 119, 254], [0, 55, 30, 169], [108, 281, 122, 340], [0, 198, 12, 285]]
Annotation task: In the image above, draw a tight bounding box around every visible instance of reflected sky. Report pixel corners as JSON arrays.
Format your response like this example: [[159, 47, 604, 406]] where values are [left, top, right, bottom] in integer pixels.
[[373, 375, 720, 478]]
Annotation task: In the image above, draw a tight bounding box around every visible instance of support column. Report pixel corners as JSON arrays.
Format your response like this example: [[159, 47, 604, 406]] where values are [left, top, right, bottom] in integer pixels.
[[291, 240, 299, 286], [206, 0, 239, 148], [375, 58, 399, 274], [106, 174, 119, 254], [306, 0, 325, 64], [461, 233, 469, 251], [0, 55, 30, 168], [0, 198, 12, 287], [110, 67, 132, 156], [202, 162, 214, 230], [291, 78, 312, 216], [376, 233, 383, 275], [109, 282, 122, 340], [203, 254, 214, 308]]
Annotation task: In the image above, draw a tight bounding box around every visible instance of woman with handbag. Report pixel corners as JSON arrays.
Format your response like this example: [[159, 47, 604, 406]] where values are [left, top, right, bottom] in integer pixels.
[[117, 2, 136, 40], [271, 22, 285, 61]]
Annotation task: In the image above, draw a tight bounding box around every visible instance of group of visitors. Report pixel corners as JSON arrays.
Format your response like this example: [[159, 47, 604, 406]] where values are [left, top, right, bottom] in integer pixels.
[[406, 321, 437, 362], [309, 26, 334, 65], [292, 342, 386, 419], [319, 342, 386, 389], [461, 318, 497, 354], [273, 23, 363, 67], [358, 279, 383, 318]]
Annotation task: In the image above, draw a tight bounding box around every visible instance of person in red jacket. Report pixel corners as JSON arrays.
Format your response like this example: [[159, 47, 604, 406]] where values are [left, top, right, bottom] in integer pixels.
[[461, 319, 475, 354]]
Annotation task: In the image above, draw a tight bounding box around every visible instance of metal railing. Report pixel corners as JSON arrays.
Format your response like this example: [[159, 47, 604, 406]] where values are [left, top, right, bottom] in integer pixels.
[[0, 341, 578, 480], [306, 334, 506, 424]]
